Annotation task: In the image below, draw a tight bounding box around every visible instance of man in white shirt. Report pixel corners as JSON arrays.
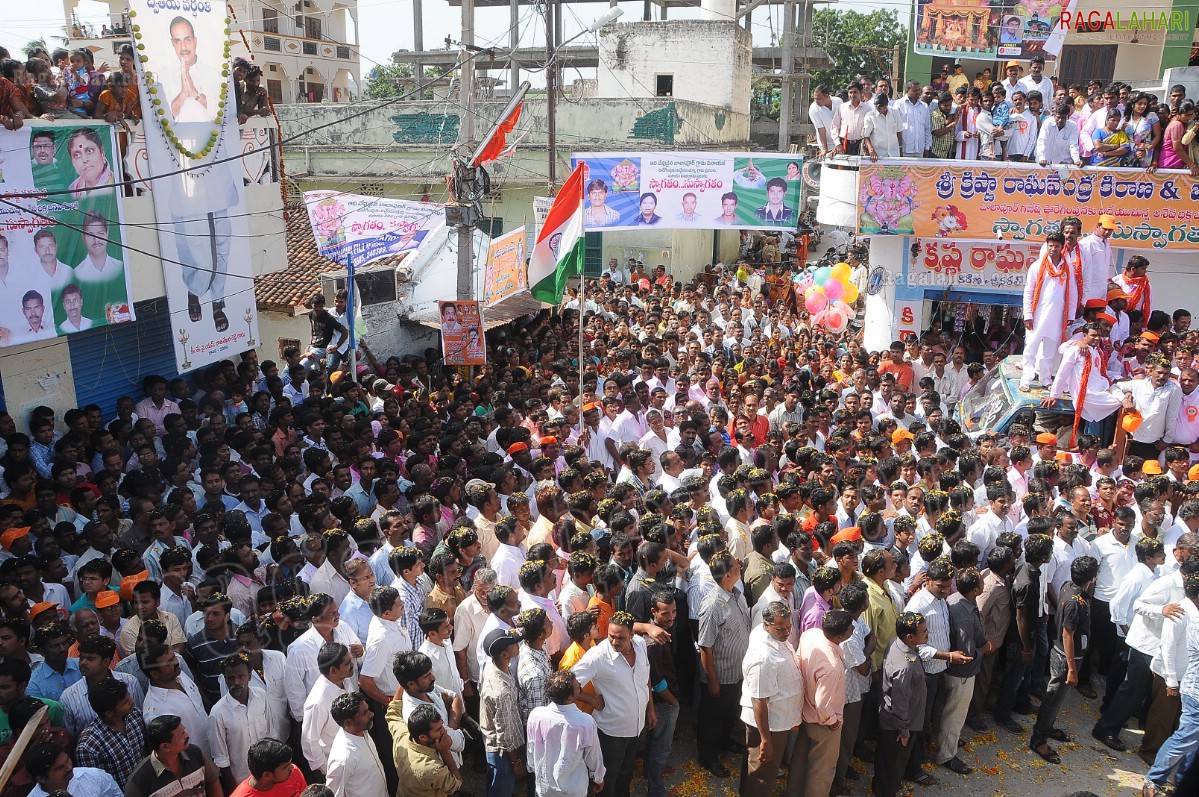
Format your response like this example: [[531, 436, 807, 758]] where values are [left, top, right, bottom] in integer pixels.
[[140, 643, 213, 757], [895, 80, 932, 157], [1017, 55, 1051, 97], [999, 61, 1023, 94], [326, 692, 388, 797], [527, 671, 607, 797], [358, 586, 412, 705], [1037, 102, 1082, 166], [863, 94, 902, 161], [1118, 361, 1183, 462], [209, 654, 275, 788], [1167, 368, 1199, 459], [1006, 91, 1039, 161], [834, 82, 871, 156], [301, 642, 355, 774], [808, 84, 843, 158], [571, 614, 654, 797], [1078, 215, 1116, 305]]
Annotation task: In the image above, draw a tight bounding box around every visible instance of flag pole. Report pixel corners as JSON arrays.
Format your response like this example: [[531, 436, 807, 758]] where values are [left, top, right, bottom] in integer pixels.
[[574, 169, 586, 443], [346, 253, 357, 378]]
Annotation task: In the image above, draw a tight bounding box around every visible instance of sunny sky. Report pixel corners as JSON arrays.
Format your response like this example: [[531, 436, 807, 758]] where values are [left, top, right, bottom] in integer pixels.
[[8, 0, 904, 83]]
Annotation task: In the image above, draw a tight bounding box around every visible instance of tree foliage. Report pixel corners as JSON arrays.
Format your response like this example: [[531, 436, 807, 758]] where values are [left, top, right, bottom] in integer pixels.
[[364, 61, 451, 101], [809, 9, 907, 92]]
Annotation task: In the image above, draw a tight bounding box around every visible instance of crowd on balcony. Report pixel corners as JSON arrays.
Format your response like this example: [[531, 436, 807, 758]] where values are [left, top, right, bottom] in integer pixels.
[[808, 56, 1199, 174]]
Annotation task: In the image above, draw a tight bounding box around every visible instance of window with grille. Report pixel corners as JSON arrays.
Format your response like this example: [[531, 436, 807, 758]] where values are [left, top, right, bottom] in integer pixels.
[[262, 8, 279, 33], [264, 37, 281, 51], [359, 183, 384, 196], [278, 338, 302, 358]]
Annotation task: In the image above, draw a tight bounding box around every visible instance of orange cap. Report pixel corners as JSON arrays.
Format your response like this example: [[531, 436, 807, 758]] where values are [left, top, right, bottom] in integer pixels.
[[1035, 432, 1057, 445], [892, 429, 915, 443], [831, 527, 863, 543], [1098, 214, 1118, 230], [1188, 464, 1199, 481], [119, 572, 149, 602], [94, 590, 122, 609], [30, 602, 59, 620], [539, 436, 559, 446], [1054, 451, 1073, 463], [506, 442, 529, 455], [1107, 287, 1131, 302], [0, 527, 29, 550], [1141, 331, 1161, 343], [1143, 460, 1163, 475]]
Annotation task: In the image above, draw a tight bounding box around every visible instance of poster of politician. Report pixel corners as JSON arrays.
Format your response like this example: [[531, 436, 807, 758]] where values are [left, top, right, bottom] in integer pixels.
[[440, 301, 486, 366], [129, 0, 259, 371], [570, 152, 803, 232], [913, 0, 1077, 61], [0, 124, 134, 349]]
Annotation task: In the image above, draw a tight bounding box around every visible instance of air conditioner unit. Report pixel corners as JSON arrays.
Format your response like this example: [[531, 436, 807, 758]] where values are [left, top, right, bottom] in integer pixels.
[[320, 264, 402, 308]]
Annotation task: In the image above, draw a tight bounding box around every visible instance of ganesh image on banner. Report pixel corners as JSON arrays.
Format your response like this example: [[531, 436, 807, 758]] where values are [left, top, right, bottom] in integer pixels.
[[859, 169, 919, 236], [915, 0, 995, 55], [311, 197, 348, 249]]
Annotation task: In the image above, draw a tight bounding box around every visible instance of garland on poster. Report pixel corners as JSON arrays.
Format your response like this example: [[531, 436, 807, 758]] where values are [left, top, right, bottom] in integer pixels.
[[914, 0, 1078, 60], [439, 300, 486, 366], [129, 0, 261, 372], [570, 152, 803, 232], [482, 227, 527, 307], [0, 124, 135, 349], [857, 159, 1199, 250], [304, 191, 445, 268]]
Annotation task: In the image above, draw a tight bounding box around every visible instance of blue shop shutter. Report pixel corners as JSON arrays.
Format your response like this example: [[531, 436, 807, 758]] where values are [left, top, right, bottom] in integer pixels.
[[68, 298, 186, 420]]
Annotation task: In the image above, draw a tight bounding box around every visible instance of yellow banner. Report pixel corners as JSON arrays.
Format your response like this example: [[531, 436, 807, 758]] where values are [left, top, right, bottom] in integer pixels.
[[857, 160, 1199, 250], [482, 227, 527, 307]]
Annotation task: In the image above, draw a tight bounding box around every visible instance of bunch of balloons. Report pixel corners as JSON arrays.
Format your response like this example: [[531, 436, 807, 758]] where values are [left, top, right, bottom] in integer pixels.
[[794, 262, 859, 333]]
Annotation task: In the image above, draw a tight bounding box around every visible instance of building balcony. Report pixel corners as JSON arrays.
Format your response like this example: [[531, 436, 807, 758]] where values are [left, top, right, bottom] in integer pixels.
[[249, 29, 355, 61]]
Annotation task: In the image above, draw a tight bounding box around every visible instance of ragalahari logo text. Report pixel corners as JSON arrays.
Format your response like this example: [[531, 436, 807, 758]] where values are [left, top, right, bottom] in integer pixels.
[[1059, 10, 1192, 33]]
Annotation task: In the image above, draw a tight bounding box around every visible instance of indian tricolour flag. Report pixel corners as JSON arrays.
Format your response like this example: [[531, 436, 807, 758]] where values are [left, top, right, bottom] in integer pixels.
[[528, 163, 586, 304]]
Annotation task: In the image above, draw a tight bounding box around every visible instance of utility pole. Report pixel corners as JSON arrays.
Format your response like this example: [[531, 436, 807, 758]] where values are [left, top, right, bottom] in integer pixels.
[[778, 0, 795, 151], [545, 0, 558, 190], [456, 0, 477, 299]]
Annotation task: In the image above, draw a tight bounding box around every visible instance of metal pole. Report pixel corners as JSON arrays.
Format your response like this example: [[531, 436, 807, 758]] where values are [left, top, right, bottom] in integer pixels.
[[778, 0, 795, 151], [457, 0, 476, 299], [546, 0, 557, 189], [346, 254, 358, 377], [510, 0, 520, 95], [414, 0, 425, 92]]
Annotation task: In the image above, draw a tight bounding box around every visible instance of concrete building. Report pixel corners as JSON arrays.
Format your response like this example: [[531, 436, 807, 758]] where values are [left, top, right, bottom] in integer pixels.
[[62, 0, 361, 104], [0, 119, 286, 428]]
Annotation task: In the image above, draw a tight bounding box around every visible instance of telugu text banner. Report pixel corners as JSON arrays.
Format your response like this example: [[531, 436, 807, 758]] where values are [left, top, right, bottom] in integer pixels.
[[570, 152, 803, 232], [857, 159, 1199, 251]]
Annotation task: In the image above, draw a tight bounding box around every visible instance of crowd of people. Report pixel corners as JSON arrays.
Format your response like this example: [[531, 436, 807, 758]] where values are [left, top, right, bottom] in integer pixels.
[[0, 45, 271, 128], [808, 58, 1199, 172], [0, 220, 1195, 797]]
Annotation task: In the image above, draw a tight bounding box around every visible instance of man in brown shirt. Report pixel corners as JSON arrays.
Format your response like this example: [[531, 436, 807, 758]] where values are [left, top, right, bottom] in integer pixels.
[[969, 544, 1015, 729], [425, 551, 466, 617]]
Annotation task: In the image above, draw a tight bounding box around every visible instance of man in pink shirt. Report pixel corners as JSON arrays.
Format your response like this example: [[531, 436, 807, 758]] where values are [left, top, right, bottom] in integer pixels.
[[794, 610, 853, 797]]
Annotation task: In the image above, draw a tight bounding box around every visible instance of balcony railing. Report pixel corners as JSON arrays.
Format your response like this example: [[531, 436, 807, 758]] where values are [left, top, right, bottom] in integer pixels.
[[248, 29, 356, 61]]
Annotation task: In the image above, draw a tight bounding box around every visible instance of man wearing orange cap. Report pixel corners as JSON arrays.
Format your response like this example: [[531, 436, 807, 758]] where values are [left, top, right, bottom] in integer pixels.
[[1166, 367, 1199, 462], [1107, 286, 1131, 346], [1078, 215, 1117, 299], [0, 527, 32, 563]]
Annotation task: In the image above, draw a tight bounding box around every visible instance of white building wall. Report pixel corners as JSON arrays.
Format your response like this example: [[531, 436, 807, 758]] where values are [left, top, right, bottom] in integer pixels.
[[596, 21, 752, 113]]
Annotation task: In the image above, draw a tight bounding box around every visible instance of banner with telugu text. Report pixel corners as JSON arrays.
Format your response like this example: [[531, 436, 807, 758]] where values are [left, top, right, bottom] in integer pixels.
[[0, 123, 135, 348], [482, 227, 527, 307], [857, 159, 1199, 251], [304, 191, 445, 268], [570, 152, 803, 232]]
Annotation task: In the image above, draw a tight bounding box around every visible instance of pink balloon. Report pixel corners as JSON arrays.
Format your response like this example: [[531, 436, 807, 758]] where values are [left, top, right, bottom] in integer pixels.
[[823, 279, 844, 301], [825, 306, 848, 333], [804, 287, 827, 314]]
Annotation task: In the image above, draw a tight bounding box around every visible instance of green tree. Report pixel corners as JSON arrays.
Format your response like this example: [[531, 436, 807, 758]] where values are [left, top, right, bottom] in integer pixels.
[[365, 61, 451, 100], [809, 9, 907, 92]]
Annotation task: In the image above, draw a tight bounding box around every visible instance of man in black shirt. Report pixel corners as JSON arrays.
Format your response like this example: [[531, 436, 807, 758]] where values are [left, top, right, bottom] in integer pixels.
[[301, 294, 347, 374], [994, 530, 1054, 734], [1030, 555, 1098, 763], [125, 713, 222, 797]]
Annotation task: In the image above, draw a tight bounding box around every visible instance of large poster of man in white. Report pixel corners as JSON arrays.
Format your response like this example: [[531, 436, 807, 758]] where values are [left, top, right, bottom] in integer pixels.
[[128, 1, 259, 371]]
